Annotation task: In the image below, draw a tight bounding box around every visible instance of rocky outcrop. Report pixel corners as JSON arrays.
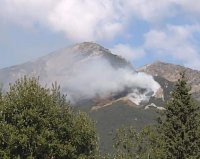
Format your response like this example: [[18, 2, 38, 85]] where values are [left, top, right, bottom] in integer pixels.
[[139, 61, 200, 94]]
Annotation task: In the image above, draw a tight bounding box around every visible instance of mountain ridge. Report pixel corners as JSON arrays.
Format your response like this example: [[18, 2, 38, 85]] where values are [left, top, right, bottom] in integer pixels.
[[1, 42, 158, 106], [1, 42, 200, 104], [138, 60, 200, 94]]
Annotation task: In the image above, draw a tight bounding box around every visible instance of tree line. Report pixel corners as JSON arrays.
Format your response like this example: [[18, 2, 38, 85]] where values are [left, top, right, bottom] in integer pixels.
[[0, 73, 199, 159]]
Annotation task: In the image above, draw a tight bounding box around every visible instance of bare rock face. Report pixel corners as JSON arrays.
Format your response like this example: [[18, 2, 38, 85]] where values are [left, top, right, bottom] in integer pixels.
[[139, 61, 200, 94], [154, 87, 164, 100]]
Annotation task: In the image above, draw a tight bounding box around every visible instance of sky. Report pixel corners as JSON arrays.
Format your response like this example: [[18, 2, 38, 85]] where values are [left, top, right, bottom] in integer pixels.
[[1, 0, 200, 70]]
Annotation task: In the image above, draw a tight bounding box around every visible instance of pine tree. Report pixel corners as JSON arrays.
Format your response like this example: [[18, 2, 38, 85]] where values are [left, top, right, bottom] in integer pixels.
[[160, 72, 200, 159]]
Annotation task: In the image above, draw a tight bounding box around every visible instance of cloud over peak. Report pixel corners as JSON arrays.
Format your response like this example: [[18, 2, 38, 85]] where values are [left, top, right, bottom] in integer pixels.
[[144, 24, 200, 69], [1, 0, 200, 69]]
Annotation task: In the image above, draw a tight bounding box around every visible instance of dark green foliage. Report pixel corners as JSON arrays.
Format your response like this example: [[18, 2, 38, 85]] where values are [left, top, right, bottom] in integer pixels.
[[111, 126, 164, 159], [0, 83, 2, 98], [0, 83, 2, 90], [85, 101, 158, 153], [0, 77, 98, 159], [159, 72, 200, 159]]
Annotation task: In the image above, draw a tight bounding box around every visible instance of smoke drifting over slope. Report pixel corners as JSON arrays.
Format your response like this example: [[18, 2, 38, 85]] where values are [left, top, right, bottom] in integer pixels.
[[58, 58, 160, 103], [41, 43, 161, 104], [0, 42, 161, 105]]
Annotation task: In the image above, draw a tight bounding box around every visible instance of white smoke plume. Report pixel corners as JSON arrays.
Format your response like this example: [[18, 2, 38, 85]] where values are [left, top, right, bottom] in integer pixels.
[[43, 49, 161, 104], [0, 43, 161, 105]]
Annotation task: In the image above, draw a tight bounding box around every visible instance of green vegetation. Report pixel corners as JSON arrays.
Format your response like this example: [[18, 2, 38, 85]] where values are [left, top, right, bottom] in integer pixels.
[[0, 72, 199, 159], [159, 72, 200, 158], [89, 102, 158, 153], [112, 126, 163, 159], [0, 82, 2, 93], [110, 72, 200, 159], [0, 77, 98, 159]]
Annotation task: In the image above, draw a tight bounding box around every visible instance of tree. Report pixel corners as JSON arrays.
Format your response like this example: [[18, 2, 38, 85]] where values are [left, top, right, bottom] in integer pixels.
[[0, 83, 2, 98], [159, 72, 200, 158], [110, 126, 164, 159], [0, 77, 98, 159], [110, 72, 200, 159]]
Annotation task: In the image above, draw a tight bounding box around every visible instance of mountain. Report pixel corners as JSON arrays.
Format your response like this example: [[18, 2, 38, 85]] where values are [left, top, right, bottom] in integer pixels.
[[1, 42, 200, 153], [0, 42, 165, 153], [139, 61, 200, 101], [0, 42, 132, 87], [0, 42, 162, 106]]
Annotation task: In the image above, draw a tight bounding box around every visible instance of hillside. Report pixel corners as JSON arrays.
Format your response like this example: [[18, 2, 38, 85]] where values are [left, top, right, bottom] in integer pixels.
[[0, 42, 162, 106], [139, 61, 200, 101], [1, 43, 200, 153]]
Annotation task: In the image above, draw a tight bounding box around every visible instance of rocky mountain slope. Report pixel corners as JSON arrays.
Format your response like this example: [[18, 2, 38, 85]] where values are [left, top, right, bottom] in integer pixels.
[[0, 42, 162, 106], [139, 61, 200, 92], [139, 61, 200, 101]]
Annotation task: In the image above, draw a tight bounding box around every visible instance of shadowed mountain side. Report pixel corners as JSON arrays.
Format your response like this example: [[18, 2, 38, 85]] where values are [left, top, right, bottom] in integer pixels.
[[76, 101, 159, 153]]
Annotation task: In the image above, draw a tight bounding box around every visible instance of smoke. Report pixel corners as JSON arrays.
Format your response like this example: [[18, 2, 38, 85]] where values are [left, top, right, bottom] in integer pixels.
[[0, 42, 161, 105], [44, 50, 161, 104]]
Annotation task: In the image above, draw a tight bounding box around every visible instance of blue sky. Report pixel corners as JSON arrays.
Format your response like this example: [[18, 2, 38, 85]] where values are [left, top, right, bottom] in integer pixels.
[[1, 0, 200, 70]]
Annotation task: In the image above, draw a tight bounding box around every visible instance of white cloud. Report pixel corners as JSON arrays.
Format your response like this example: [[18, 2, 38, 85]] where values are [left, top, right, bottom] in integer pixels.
[[1, 0, 200, 70], [128, 0, 177, 22], [144, 24, 200, 69], [128, 0, 200, 22], [0, 0, 127, 41], [1, 0, 200, 42], [0, 0, 56, 27], [111, 24, 200, 70], [111, 44, 145, 61], [48, 0, 125, 41]]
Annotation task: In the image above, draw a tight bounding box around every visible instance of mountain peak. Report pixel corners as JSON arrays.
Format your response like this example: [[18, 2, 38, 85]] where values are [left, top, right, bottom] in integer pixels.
[[69, 42, 111, 56], [138, 61, 184, 73], [73, 42, 104, 49], [150, 60, 180, 67], [0, 42, 133, 91]]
